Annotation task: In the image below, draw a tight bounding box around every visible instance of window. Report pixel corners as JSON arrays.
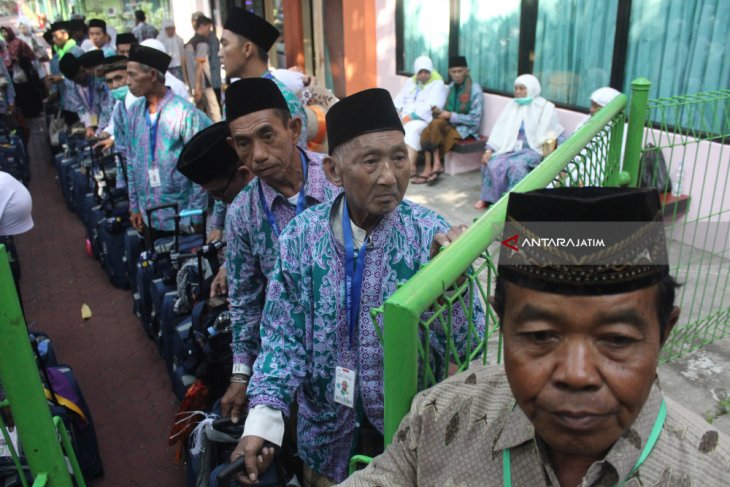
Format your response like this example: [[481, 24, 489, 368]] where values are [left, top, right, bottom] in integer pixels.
[[624, 0, 729, 133], [459, 0, 520, 94], [400, 0, 451, 77], [534, 0, 618, 106], [395, 0, 729, 133]]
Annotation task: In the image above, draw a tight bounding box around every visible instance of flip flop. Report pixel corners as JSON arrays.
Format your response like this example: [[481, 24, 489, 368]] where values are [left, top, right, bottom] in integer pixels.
[[411, 175, 430, 184], [426, 172, 441, 185]]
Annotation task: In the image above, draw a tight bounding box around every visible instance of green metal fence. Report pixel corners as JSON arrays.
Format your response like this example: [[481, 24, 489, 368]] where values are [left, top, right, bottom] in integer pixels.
[[0, 245, 83, 487], [628, 83, 730, 363], [377, 92, 630, 444]]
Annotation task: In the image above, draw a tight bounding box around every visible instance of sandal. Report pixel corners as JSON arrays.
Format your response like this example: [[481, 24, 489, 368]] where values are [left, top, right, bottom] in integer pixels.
[[426, 172, 441, 185], [473, 200, 490, 210], [411, 175, 430, 184]]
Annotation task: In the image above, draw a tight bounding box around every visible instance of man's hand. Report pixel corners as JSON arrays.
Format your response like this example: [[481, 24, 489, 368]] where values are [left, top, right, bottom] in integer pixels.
[[431, 224, 468, 259], [207, 228, 222, 243], [194, 90, 202, 103], [130, 212, 145, 232], [220, 379, 249, 424], [438, 110, 451, 120], [231, 436, 276, 484], [210, 266, 228, 297], [85, 126, 96, 139], [481, 149, 493, 165], [94, 136, 114, 151]]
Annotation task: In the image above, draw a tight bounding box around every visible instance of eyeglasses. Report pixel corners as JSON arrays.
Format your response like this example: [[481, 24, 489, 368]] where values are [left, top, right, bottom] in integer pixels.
[[208, 168, 237, 200]]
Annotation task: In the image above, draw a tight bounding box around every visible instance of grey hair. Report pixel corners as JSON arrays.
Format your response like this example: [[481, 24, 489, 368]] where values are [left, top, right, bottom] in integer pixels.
[[139, 64, 165, 84]]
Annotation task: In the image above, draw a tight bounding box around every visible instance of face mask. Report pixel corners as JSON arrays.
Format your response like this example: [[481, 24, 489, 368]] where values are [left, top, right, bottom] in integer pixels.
[[110, 85, 129, 101], [514, 97, 533, 106]]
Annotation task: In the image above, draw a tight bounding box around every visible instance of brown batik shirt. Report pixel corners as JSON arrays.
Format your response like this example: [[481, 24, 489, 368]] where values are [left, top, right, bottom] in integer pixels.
[[340, 364, 730, 486]]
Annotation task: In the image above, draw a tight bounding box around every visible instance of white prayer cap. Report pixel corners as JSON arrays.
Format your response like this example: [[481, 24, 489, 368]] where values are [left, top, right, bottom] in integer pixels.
[[162, 19, 175, 29], [141, 38, 167, 53], [413, 56, 433, 74], [590, 87, 622, 107]]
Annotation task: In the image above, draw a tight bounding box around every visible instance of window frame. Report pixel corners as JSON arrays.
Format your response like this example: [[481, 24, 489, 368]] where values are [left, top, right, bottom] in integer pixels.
[[395, 0, 633, 114]]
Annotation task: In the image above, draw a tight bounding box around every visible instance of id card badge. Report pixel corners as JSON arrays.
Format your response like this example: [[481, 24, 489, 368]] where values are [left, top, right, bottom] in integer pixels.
[[148, 167, 162, 188], [334, 366, 356, 408], [514, 140, 523, 151]]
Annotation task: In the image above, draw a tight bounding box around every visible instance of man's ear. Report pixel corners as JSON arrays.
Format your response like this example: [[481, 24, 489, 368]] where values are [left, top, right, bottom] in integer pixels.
[[288, 117, 302, 145], [226, 136, 235, 150], [660, 306, 681, 346], [323, 156, 344, 188], [237, 163, 254, 185]]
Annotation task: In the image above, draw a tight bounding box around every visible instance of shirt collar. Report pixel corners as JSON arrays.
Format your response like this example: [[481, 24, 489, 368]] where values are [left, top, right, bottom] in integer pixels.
[[258, 148, 325, 210], [493, 380, 664, 483]]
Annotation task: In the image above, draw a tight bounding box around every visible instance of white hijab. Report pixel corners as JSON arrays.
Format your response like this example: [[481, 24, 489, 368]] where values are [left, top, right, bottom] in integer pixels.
[[591, 87, 621, 107], [488, 74, 564, 156]]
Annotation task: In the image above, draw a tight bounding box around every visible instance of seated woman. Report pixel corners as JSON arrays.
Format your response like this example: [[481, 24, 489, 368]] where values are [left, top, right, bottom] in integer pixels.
[[475, 74, 563, 209], [393, 55, 447, 177], [415, 55, 483, 185]]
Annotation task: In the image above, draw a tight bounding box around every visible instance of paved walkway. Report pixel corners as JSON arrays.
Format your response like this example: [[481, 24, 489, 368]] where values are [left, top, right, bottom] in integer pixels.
[[15, 150, 185, 485]]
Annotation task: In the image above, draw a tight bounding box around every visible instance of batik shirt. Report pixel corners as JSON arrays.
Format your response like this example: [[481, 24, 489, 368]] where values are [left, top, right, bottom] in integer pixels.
[[225, 149, 339, 374], [126, 89, 211, 230], [209, 71, 310, 231], [247, 196, 486, 481], [111, 100, 129, 188], [445, 78, 484, 140], [63, 76, 109, 130], [342, 364, 730, 486]]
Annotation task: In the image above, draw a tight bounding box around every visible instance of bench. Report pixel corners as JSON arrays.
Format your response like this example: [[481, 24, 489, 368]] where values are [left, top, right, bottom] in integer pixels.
[[659, 192, 691, 221], [444, 136, 488, 176]]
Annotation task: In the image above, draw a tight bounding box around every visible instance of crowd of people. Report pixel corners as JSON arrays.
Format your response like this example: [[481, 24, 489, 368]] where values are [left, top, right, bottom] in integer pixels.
[[1, 6, 728, 487]]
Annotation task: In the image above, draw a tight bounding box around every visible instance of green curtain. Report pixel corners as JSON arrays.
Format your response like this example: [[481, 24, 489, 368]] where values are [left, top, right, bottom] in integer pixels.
[[402, 0, 450, 76], [624, 0, 729, 134], [533, 0, 618, 107], [458, 0, 520, 93]]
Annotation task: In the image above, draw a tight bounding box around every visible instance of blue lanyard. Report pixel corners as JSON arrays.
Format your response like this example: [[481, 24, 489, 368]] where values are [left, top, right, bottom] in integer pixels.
[[257, 149, 309, 237], [145, 109, 159, 163], [342, 198, 368, 349], [502, 399, 666, 486]]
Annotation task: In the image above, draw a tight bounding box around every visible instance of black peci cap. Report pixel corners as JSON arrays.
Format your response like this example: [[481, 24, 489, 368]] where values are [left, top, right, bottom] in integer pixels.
[[177, 122, 240, 185], [223, 7, 280, 52], [225, 77, 290, 123], [128, 44, 171, 73], [325, 88, 404, 154]]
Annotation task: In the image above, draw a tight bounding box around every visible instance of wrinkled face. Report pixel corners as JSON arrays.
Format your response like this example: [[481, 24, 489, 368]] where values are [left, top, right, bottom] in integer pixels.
[[89, 27, 105, 47], [329, 131, 410, 219], [165, 26, 176, 37], [590, 100, 603, 116], [219, 29, 247, 77], [514, 83, 528, 99], [117, 43, 132, 58], [448, 66, 468, 85], [416, 69, 430, 84], [227, 109, 299, 184], [105, 68, 127, 90], [126, 61, 155, 97], [501, 282, 677, 460]]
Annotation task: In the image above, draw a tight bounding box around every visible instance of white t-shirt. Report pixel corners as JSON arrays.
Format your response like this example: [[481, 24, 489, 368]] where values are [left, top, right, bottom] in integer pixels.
[[0, 172, 33, 236]]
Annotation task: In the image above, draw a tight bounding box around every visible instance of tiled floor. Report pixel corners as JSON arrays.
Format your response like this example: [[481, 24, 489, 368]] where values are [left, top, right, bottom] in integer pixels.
[[15, 147, 186, 486]]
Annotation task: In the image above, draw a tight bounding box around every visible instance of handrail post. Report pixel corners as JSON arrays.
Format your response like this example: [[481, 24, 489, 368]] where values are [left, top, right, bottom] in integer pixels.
[[0, 246, 74, 487], [624, 78, 652, 187], [382, 301, 419, 445]]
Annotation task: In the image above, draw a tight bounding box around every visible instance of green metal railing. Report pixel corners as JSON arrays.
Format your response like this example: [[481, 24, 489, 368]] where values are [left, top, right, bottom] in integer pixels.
[[0, 245, 82, 487], [628, 84, 730, 362], [377, 92, 630, 445]]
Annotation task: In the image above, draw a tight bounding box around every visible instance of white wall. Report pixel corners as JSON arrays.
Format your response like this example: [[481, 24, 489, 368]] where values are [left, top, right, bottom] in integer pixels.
[[171, 0, 212, 43]]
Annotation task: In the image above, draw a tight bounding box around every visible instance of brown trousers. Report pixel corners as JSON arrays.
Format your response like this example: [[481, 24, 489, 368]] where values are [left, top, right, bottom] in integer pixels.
[[419, 118, 462, 158]]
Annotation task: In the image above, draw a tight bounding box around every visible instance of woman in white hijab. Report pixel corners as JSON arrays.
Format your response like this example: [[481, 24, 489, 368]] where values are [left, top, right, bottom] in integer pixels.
[[16, 16, 48, 78], [475, 74, 563, 209], [392, 55, 447, 176]]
